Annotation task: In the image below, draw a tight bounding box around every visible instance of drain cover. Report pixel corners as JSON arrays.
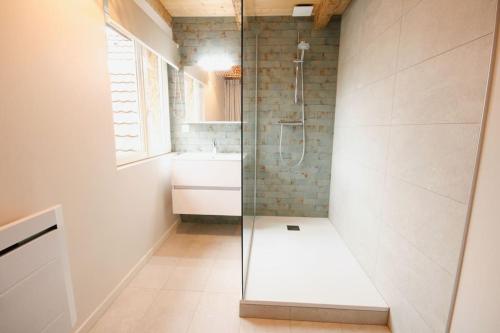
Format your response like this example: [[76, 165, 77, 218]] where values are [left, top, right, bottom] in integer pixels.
[[287, 225, 300, 231]]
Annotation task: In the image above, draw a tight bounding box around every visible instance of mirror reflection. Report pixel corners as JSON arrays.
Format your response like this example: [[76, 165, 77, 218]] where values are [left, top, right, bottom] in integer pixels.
[[183, 65, 241, 123]]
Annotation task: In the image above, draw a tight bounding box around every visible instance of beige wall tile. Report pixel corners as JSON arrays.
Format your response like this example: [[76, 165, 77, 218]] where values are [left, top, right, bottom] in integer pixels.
[[339, 0, 367, 65], [372, 272, 432, 332], [361, 0, 404, 47], [398, 0, 497, 69], [402, 0, 422, 13], [330, 159, 385, 276], [387, 124, 480, 203], [290, 307, 388, 325], [358, 22, 401, 88], [376, 226, 454, 331], [332, 0, 495, 331], [334, 126, 391, 172], [335, 76, 395, 127], [383, 176, 468, 274], [337, 56, 361, 99], [240, 303, 291, 320], [393, 34, 493, 124]]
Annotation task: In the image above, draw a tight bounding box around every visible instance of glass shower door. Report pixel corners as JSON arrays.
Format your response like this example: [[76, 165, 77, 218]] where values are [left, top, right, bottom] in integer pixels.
[[241, 11, 257, 299]]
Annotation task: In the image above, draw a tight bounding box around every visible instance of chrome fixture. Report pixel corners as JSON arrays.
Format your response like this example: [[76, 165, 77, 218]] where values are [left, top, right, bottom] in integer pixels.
[[277, 33, 308, 168]]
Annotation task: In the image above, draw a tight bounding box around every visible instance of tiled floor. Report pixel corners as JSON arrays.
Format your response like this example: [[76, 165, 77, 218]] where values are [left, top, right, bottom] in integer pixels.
[[90, 223, 391, 333]]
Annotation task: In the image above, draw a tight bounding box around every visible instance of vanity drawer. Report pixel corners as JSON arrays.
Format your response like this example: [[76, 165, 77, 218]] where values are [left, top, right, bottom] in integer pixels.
[[172, 188, 241, 216], [173, 160, 240, 187]]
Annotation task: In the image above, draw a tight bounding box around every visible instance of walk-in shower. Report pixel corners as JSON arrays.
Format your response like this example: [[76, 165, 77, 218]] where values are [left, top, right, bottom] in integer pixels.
[[239, 14, 390, 324], [278, 35, 309, 167]]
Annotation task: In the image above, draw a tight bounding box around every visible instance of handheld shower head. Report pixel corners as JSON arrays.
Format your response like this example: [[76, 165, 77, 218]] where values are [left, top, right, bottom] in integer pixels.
[[297, 41, 310, 61], [297, 41, 310, 50]]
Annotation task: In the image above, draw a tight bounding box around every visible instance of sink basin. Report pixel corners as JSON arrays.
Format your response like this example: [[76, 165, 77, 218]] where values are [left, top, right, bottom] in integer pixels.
[[174, 152, 242, 161]]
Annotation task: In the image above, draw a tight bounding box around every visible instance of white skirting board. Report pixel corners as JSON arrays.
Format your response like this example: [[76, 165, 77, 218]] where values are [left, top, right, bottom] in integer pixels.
[[74, 216, 180, 333], [0, 206, 76, 333]]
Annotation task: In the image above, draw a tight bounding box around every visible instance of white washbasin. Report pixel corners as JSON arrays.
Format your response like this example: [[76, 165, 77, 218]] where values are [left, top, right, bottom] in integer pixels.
[[174, 152, 242, 161]]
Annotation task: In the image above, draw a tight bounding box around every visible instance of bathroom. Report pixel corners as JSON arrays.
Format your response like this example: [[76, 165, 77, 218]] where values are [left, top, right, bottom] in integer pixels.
[[1, 0, 499, 333]]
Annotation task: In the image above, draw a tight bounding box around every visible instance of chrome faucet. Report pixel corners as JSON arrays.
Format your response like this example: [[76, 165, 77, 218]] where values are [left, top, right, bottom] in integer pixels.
[[212, 139, 217, 155]]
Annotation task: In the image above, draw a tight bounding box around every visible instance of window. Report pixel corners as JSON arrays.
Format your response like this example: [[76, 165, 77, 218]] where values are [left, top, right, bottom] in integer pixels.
[[105, 25, 171, 165]]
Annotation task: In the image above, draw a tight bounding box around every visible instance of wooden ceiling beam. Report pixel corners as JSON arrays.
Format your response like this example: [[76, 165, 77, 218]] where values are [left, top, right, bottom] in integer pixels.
[[145, 0, 173, 27], [232, 0, 242, 30], [314, 0, 351, 29]]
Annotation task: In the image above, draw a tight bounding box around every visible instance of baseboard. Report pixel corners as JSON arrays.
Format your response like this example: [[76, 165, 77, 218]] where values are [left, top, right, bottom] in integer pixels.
[[74, 216, 180, 333], [240, 300, 389, 325]]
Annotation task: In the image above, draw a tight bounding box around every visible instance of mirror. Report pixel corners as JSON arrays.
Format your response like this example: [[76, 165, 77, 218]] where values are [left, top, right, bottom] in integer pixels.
[[183, 65, 241, 123]]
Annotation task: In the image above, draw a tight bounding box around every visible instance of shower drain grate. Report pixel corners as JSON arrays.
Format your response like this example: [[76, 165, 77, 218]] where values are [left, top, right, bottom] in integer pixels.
[[287, 225, 300, 231]]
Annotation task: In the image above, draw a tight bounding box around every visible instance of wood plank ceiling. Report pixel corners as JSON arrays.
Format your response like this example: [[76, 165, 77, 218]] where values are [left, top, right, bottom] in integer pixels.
[[158, 0, 352, 28]]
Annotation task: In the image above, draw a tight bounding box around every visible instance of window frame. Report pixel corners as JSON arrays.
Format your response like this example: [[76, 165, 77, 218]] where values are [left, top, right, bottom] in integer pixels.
[[105, 21, 176, 167]]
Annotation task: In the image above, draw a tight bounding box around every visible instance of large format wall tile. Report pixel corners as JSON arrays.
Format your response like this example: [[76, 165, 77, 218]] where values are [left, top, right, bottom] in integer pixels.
[[330, 158, 385, 276], [336, 75, 395, 127], [376, 226, 455, 332], [339, 0, 367, 65], [330, 0, 496, 331], [373, 267, 433, 332], [387, 124, 480, 203], [402, 0, 423, 13], [336, 55, 360, 98], [393, 34, 493, 125], [357, 21, 401, 88], [383, 176, 467, 274], [398, 0, 496, 69], [332, 126, 390, 172], [361, 0, 403, 47]]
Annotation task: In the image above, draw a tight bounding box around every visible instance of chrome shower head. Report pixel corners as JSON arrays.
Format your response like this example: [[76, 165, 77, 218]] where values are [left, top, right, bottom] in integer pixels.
[[297, 41, 310, 61], [297, 41, 310, 50]]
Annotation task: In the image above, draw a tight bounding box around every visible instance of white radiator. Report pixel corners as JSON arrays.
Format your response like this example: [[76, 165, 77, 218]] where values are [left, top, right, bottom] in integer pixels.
[[0, 206, 76, 333]]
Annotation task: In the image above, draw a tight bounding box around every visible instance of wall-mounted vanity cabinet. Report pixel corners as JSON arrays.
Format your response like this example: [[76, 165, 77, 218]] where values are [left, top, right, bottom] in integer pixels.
[[172, 153, 241, 216]]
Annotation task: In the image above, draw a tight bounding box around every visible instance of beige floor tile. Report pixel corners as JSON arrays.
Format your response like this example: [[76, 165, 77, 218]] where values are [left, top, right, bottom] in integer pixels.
[[184, 237, 221, 259], [177, 257, 215, 268], [341, 324, 390, 332], [187, 292, 241, 333], [155, 236, 192, 257], [240, 318, 290, 332], [148, 255, 179, 266], [163, 264, 212, 291], [205, 259, 242, 293], [90, 287, 157, 333], [217, 239, 242, 260], [128, 264, 173, 289], [290, 321, 343, 332], [134, 290, 202, 333]]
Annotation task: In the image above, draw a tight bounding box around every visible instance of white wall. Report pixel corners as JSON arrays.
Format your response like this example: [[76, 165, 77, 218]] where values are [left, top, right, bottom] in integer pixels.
[[329, 0, 497, 331], [450, 17, 500, 333], [0, 0, 177, 330]]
